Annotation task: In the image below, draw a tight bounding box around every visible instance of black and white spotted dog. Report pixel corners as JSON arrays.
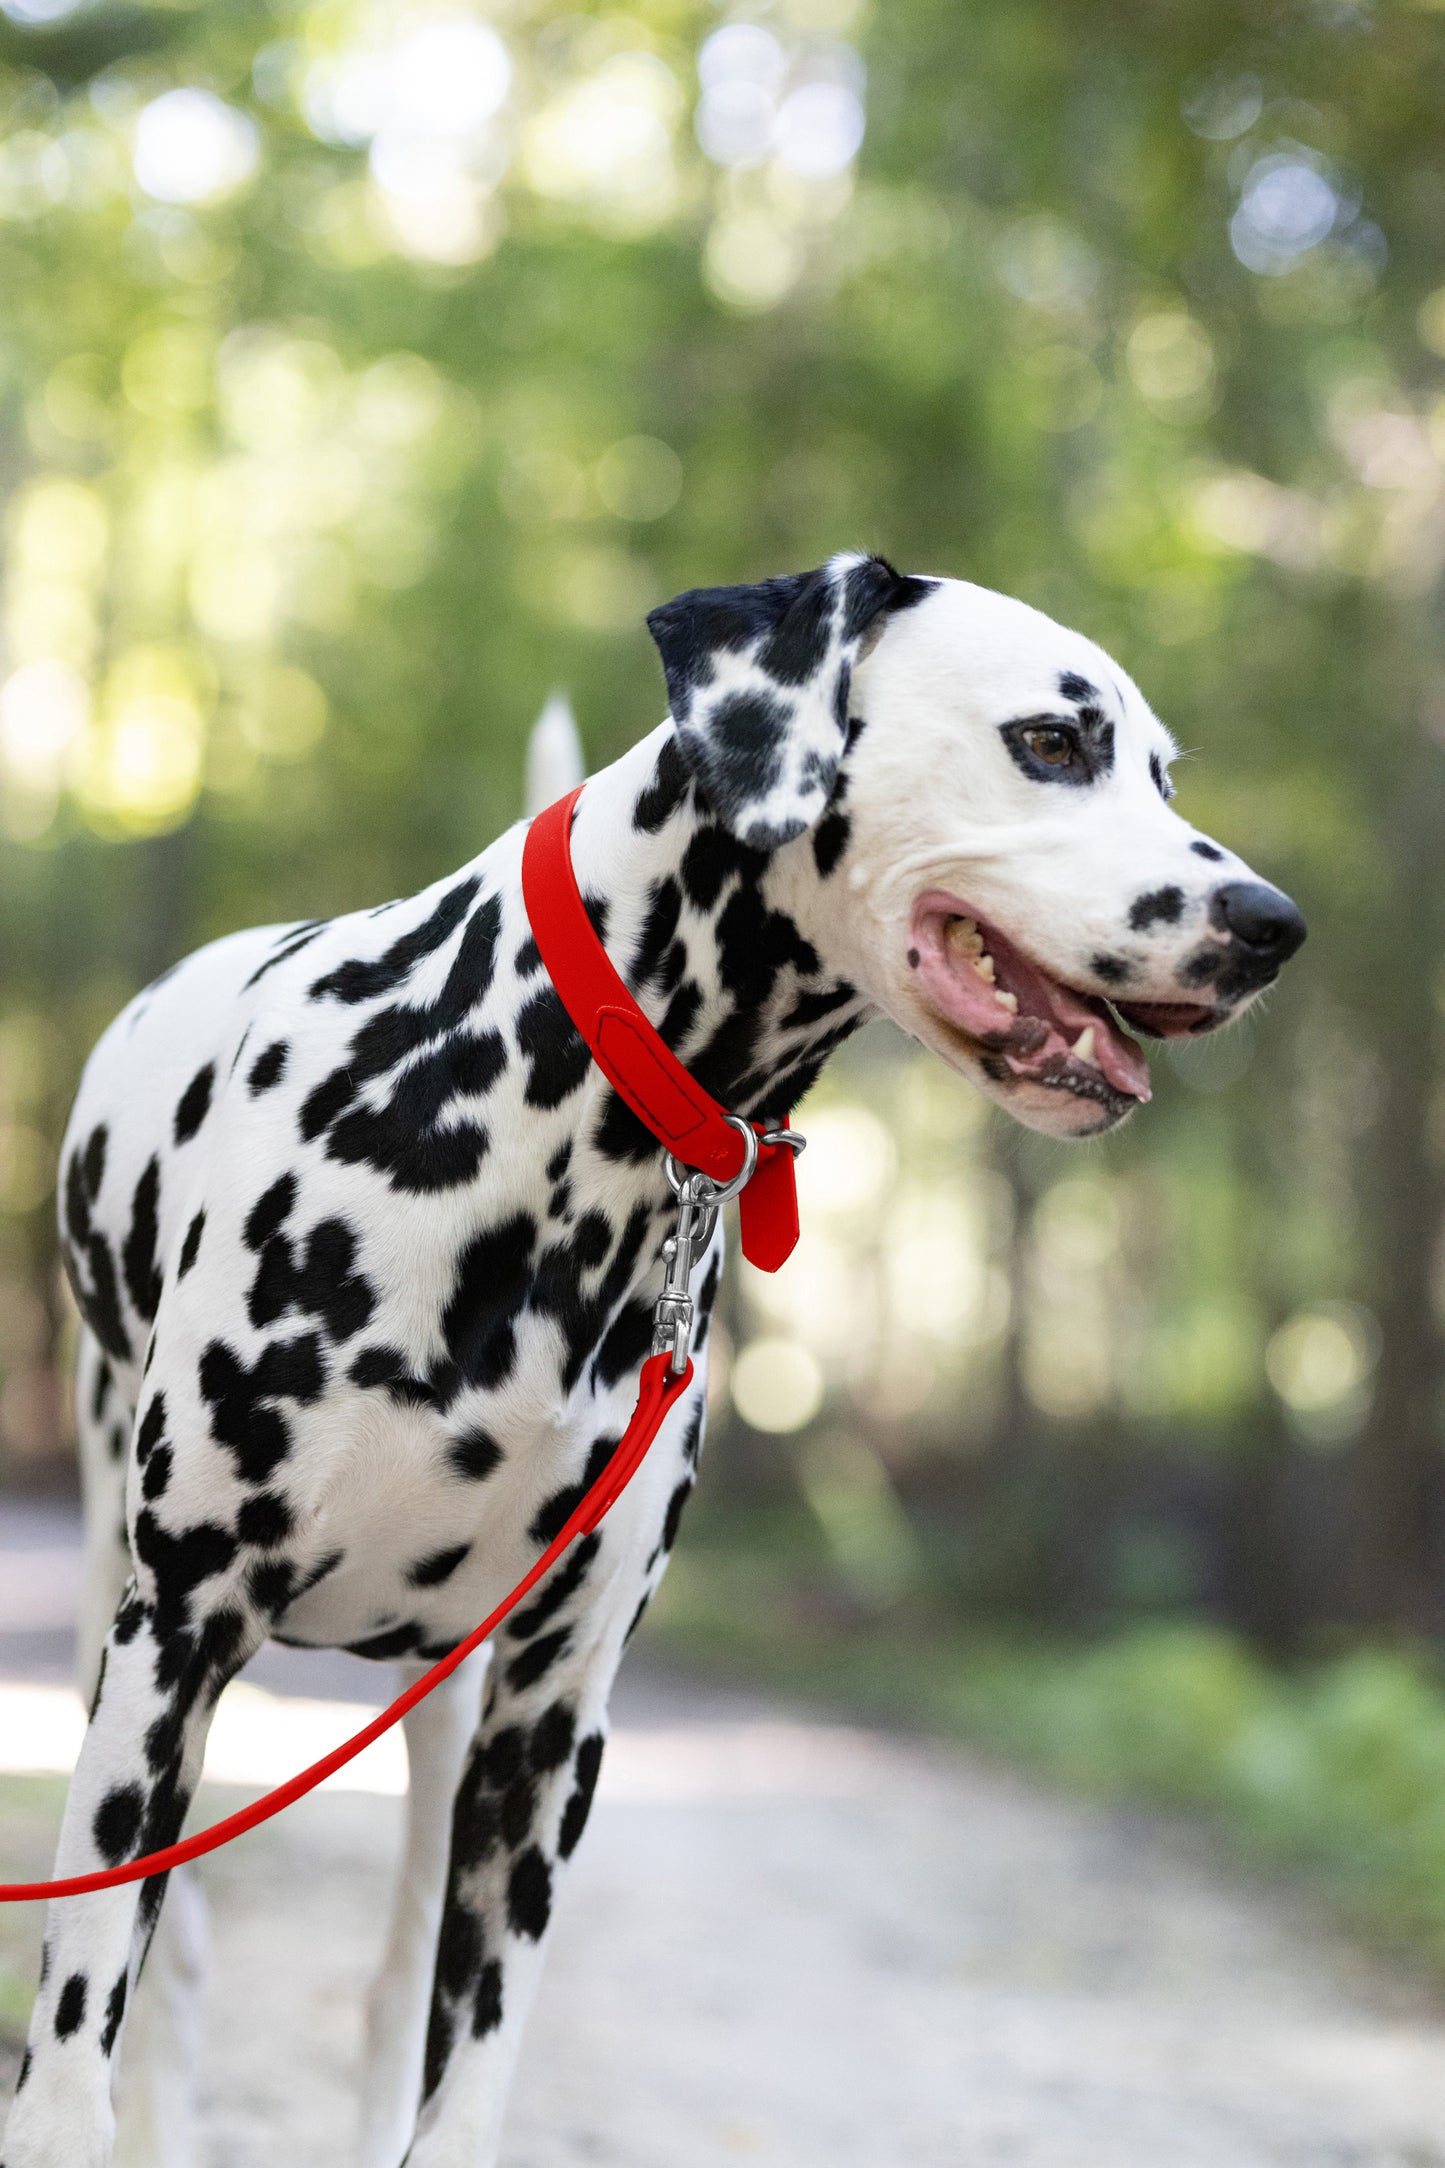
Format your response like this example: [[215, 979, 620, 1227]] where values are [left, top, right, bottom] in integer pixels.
[[4, 554, 1304, 2168]]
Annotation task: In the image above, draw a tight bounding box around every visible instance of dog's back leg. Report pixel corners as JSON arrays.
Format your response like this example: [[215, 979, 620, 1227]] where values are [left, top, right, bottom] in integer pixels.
[[70, 1332, 209, 2168], [4, 1559, 265, 2168], [360, 1650, 490, 2168]]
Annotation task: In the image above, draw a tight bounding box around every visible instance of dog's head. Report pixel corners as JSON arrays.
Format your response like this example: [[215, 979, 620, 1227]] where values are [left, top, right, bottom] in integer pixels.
[[649, 552, 1305, 1138]]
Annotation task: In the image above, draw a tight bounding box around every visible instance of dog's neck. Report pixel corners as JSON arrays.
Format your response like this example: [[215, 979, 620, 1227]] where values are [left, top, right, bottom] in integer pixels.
[[561, 723, 872, 1138]]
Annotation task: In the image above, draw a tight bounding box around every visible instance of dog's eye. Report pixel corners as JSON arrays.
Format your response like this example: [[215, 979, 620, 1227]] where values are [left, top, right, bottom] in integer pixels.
[[1000, 716, 1094, 786], [1023, 726, 1076, 767]]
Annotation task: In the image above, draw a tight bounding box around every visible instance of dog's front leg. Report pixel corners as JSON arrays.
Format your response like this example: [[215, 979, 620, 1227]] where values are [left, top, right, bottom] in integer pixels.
[[399, 1609, 624, 2168], [360, 1651, 490, 2168], [2, 1590, 261, 2168]]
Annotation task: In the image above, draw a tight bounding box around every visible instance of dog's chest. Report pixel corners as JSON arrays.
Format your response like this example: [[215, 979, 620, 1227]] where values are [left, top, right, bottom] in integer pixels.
[[265, 1351, 667, 1658]]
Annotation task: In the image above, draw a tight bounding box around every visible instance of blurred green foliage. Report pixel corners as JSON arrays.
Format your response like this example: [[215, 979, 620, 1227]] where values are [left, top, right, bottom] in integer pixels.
[[0, 0, 1441, 1637]]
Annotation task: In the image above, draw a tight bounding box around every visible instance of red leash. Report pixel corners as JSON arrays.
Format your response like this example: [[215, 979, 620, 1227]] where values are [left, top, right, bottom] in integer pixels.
[[1, 782, 800, 1903]]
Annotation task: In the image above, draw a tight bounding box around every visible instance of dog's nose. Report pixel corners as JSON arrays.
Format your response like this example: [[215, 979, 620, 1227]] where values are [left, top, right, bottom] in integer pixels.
[[1211, 881, 1307, 963]]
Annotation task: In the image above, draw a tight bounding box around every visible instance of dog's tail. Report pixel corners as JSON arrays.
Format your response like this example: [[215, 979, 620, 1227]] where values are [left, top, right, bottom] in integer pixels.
[[524, 690, 585, 816]]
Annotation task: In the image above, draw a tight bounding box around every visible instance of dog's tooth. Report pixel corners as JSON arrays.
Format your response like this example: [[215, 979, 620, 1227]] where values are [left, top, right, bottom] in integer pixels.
[[1072, 1026, 1098, 1067], [976, 953, 996, 982], [995, 990, 1018, 1014], [947, 918, 984, 958]]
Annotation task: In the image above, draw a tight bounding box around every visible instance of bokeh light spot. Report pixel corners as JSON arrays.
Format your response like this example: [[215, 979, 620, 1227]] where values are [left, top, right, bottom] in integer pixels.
[[132, 90, 260, 207], [731, 1336, 825, 1433]]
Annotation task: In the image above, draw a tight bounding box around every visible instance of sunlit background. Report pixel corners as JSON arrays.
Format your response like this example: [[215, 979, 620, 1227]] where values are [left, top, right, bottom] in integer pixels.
[[0, 0, 1443, 1715]]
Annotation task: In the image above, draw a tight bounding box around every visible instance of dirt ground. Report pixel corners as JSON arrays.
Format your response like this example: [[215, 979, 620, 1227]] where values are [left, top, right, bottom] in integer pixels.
[[5, 1659, 1445, 2168]]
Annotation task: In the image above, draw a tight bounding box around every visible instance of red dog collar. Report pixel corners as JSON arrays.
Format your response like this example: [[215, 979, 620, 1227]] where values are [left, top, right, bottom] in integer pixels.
[[522, 784, 800, 1273]]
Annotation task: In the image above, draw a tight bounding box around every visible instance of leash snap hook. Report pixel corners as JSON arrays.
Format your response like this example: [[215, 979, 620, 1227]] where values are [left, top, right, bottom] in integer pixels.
[[652, 1168, 718, 1376]]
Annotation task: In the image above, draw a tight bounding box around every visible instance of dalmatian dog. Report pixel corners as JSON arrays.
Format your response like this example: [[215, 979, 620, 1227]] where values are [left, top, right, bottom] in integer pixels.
[[3, 553, 1304, 2168]]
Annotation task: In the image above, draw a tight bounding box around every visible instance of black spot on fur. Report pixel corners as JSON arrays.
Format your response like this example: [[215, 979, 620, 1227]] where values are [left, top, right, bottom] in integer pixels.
[[660, 1477, 693, 1555], [506, 1535, 599, 1643], [1191, 839, 1224, 862], [248, 1040, 289, 1094], [237, 1490, 293, 1548], [99, 1971, 127, 2057], [439, 1212, 537, 1398], [545, 1141, 571, 1185], [349, 1344, 442, 1408], [422, 2002, 454, 2102], [506, 1846, 552, 1939], [630, 878, 683, 988], [530, 1703, 577, 1772], [54, 1973, 88, 2039], [63, 1127, 131, 1362], [198, 1333, 325, 1484], [529, 1438, 617, 1547], [178, 1210, 205, 1279], [516, 987, 591, 1110], [500, 1772, 537, 1847], [248, 1210, 375, 1344], [245, 1175, 296, 1252], [532, 1195, 655, 1396], [323, 1032, 504, 1194], [134, 1393, 166, 1465], [1059, 671, 1098, 704], [591, 1296, 655, 1391], [141, 1444, 172, 1501], [633, 737, 690, 831], [82, 1123, 107, 1195], [173, 1063, 214, 1144], [782, 982, 854, 1031], [346, 1622, 424, 1661], [408, 1544, 470, 1588], [309, 875, 481, 1004], [1149, 752, 1170, 800], [1090, 953, 1131, 985], [93, 1783, 144, 1865], [572, 1211, 611, 1269], [515, 935, 542, 977], [1129, 886, 1185, 932], [300, 896, 506, 1193], [447, 1425, 505, 1481], [436, 1904, 481, 2001], [506, 1627, 572, 1692], [812, 809, 851, 876], [122, 1158, 163, 1322], [559, 1733, 605, 1857], [248, 1559, 295, 1611], [472, 1959, 504, 2036]]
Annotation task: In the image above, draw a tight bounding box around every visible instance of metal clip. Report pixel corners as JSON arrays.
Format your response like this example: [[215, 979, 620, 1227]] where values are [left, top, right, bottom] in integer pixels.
[[651, 1170, 719, 1376], [651, 1119, 807, 1377]]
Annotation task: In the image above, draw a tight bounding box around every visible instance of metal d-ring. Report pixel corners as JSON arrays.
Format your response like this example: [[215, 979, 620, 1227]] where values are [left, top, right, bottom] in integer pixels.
[[664, 1111, 759, 1207]]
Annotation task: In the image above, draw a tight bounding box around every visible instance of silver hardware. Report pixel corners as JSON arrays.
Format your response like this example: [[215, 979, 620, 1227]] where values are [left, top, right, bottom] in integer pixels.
[[664, 1111, 758, 1207], [653, 1117, 807, 1377], [651, 1170, 719, 1375]]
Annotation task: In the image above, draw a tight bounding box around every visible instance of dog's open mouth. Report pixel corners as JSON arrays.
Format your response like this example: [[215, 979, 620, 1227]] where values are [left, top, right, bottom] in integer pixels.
[[909, 893, 1218, 1110]]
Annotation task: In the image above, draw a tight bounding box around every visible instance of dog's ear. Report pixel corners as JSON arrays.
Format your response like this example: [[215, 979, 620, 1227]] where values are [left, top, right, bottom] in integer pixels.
[[646, 551, 936, 848]]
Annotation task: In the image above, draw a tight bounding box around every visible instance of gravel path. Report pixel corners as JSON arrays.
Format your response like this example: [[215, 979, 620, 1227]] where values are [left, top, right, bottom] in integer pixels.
[[5, 1662, 1445, 2167]]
